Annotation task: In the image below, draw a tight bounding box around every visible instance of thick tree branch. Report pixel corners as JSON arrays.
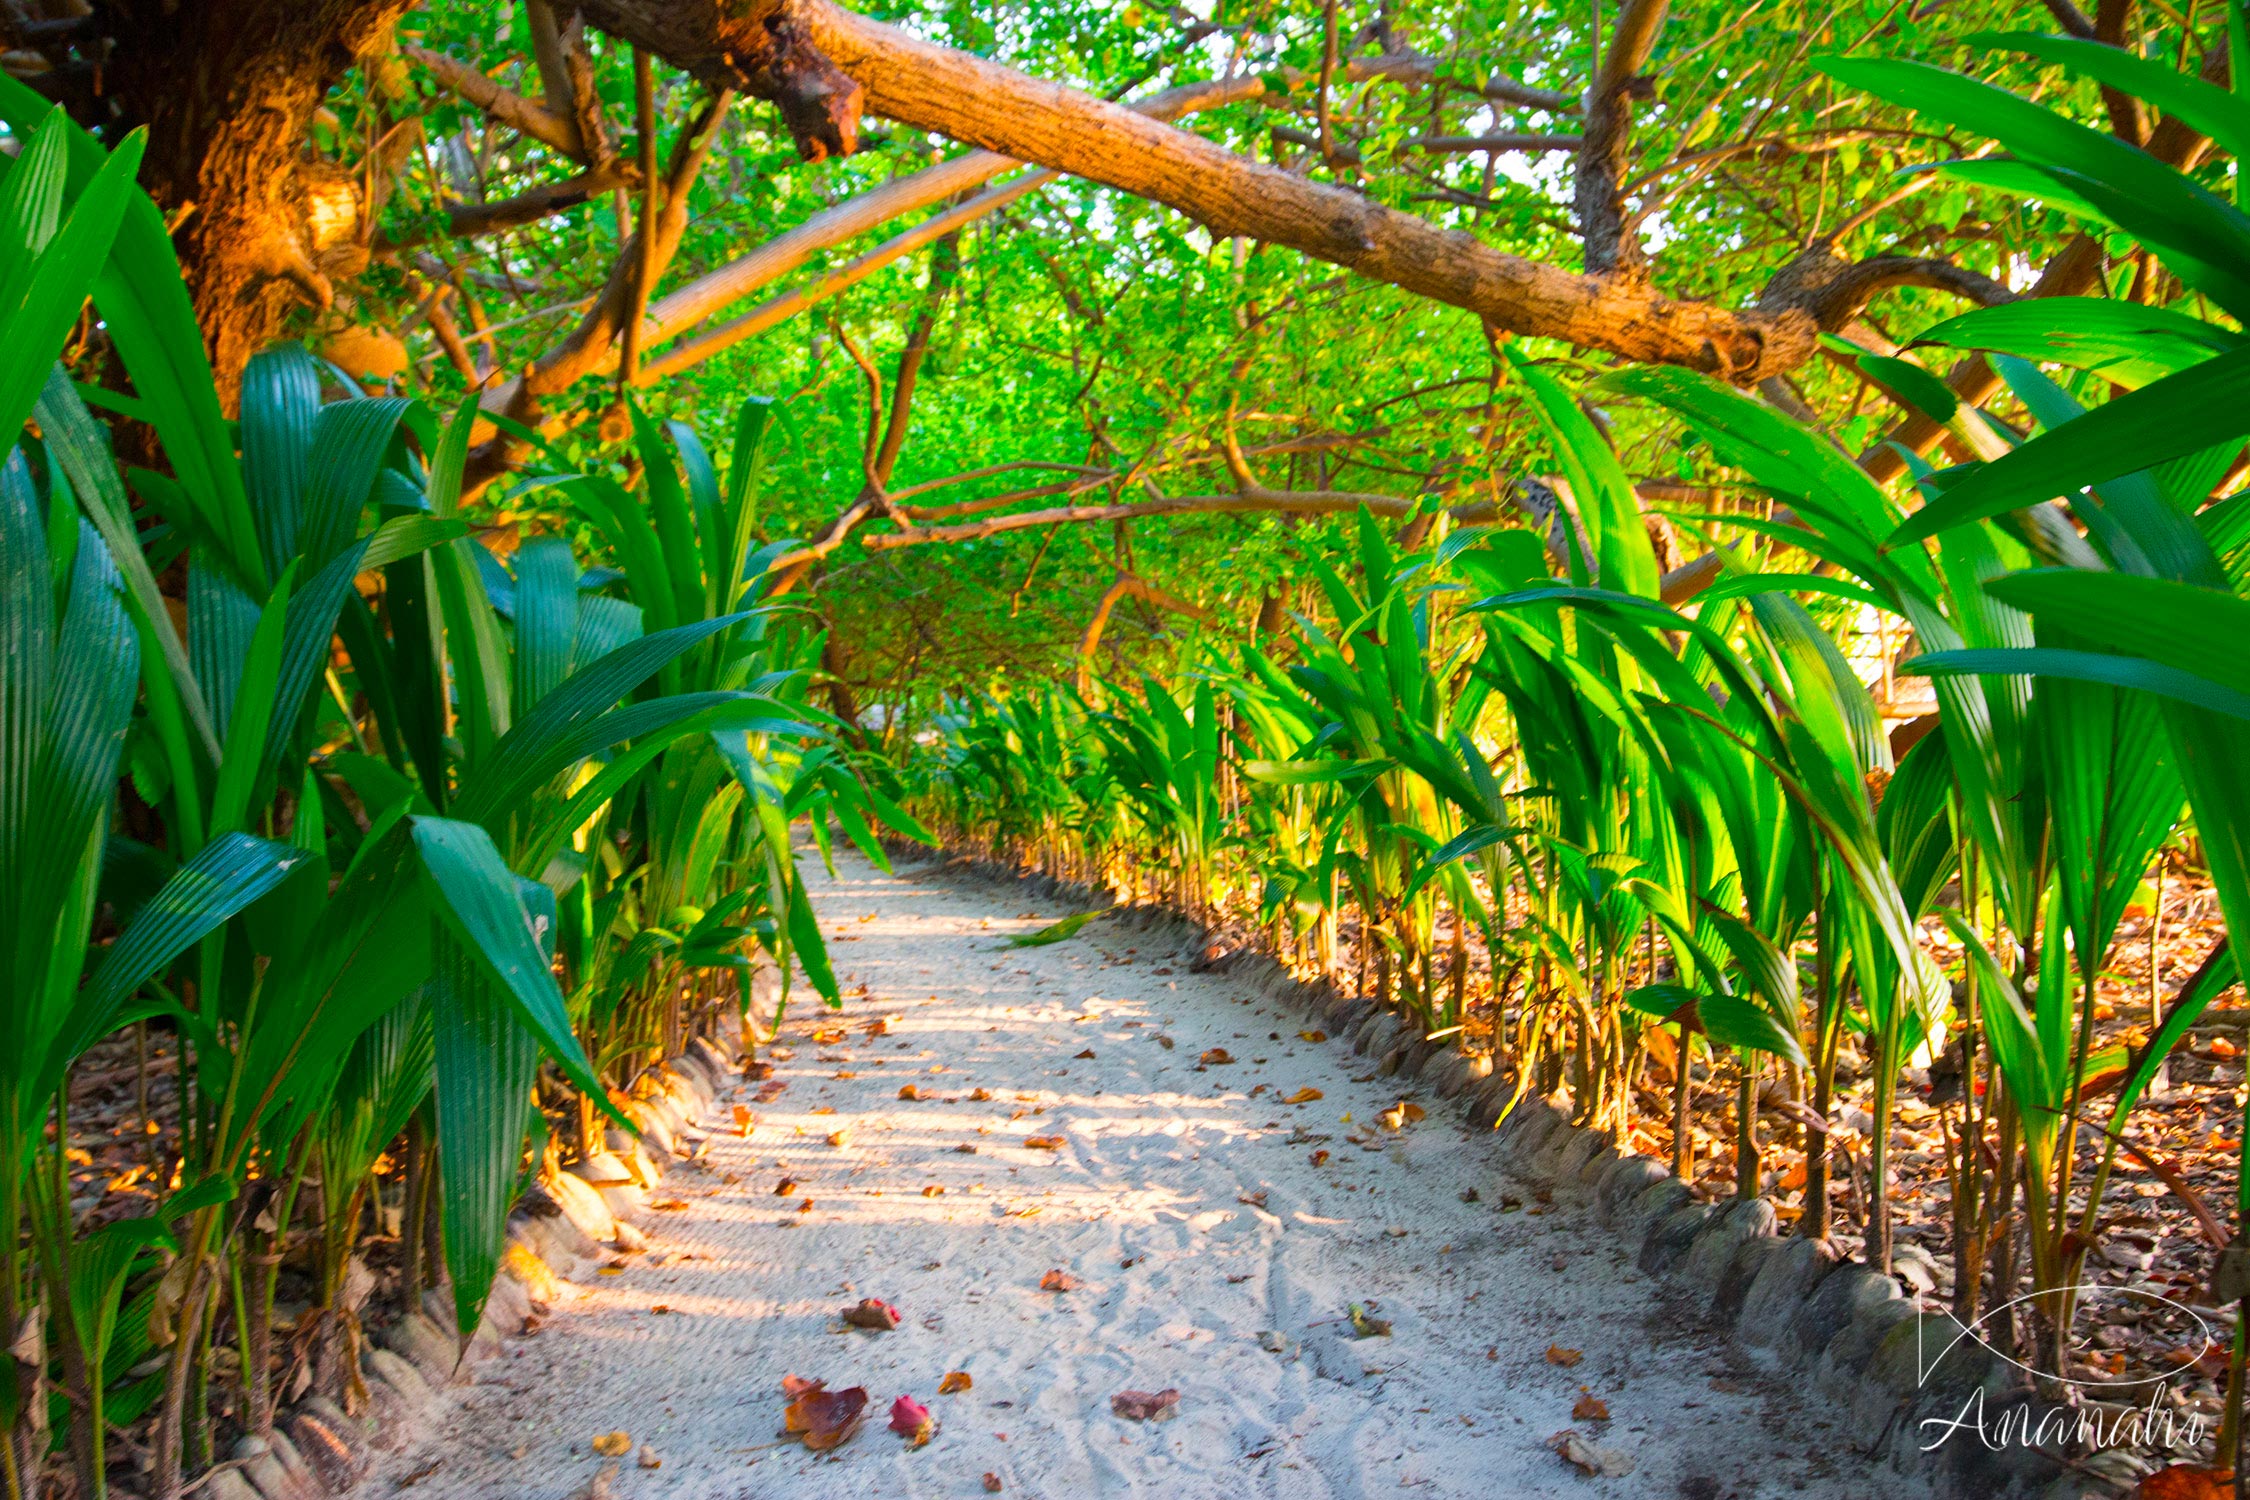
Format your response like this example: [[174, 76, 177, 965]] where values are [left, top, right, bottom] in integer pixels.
[[406, 43, 584, 158], [1077, 571, 1211, 692], [1575, 0, 1669, 276], [380, 161, 629, 249], [782, 0, 1812, 382]]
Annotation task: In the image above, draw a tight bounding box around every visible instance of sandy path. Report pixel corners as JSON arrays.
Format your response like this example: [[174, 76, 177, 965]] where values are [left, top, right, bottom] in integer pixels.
[[377, 847, 1902, 1499]]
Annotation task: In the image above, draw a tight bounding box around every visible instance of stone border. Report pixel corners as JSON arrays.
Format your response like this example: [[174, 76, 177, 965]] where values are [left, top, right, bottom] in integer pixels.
[[902, 846, 2113, 1500], [198, 1017, 763, 1500]]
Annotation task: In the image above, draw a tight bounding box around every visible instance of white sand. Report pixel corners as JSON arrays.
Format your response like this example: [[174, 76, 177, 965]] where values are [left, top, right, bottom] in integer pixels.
[[375, 846, 1909, 1498]]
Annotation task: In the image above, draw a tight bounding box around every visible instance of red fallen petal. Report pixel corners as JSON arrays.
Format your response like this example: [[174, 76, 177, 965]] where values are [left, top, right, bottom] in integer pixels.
[[889, 1394, 935, 1445]]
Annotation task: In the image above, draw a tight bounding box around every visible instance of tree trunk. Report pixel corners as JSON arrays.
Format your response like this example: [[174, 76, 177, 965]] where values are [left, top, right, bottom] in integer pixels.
[[91, 0, 415, 408]]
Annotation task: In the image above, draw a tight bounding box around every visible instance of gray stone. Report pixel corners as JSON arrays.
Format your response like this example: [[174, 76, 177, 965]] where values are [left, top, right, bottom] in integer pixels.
[[1676, 1198, 1776, 1290], [287, 1409, 365, 1493], [1620, 1177, 1694, 1243], [1594, 1155, 1668, 1226], [231, 1436, 306, 1500], [545, 1167, 617, 1246], [1575, 1140, 1625, 1189], [262, 1430, 322, 1499], [1917, 1388, 2072, 1496], [1555, 1128, 1611, 1185], [381, 1310, 458, 1382], [1711, 1234, 1784, 1327], [365, 1347, 435, 1413], [1785, 1263, 1904, 1370], [204, 1469, 263, 1500], [1812, 1295, 1916, 1405], [1736, 1235, 1839, 1359], [689, 1035, 733, 1080], [1639, 1203, 1717, 1275], [1428, 1054, 1470, 1097], [1466, 1079, 1513, 1130], [1847, 1311, 1995, 1454], [1526, 1121, 1585, 1183], [1377, 1043, 1412, 1077], [1496, 1100, 1564, 1168], [1350, 1012, 1388, 1055]]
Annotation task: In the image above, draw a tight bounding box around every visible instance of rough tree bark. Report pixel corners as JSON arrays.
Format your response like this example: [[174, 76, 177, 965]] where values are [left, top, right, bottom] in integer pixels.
[[90, 0, 416, 408]]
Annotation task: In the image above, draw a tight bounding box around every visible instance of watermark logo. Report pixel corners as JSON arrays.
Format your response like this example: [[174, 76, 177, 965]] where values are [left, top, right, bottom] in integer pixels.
[[1916, 1285, 2216, 1454]]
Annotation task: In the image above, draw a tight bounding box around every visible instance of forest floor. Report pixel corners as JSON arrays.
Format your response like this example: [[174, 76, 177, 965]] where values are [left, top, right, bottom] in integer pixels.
[[371, 846, 1913, 1500]]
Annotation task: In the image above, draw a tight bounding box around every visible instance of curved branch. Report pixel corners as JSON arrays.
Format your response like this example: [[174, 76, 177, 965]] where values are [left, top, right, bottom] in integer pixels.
[[1756, 241, 2016, 333], [407, 44, 584, 159], [1078, 572, 1212, 693], [788, 0, 1812, 382]]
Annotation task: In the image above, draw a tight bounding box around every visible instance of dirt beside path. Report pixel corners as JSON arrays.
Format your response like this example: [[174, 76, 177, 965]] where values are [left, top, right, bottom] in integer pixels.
[[375, 847, 1912, 1499]]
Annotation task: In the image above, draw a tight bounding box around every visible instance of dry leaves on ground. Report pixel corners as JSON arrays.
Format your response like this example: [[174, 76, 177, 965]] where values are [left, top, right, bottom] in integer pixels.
[[1379, 1102, 1426, 1129], [938, 1371, 973, 1394], [1023, 1135, 1065, 1150], [898, 1084, 924, 1101], [1348, 1303, 1392, 1338], [842, 1297, 902, 1331], [2138, 1467, 2235, 1500], [1298, 1031, 1327, 1043], [1546, 1345, 1583, 1367], [1200, 1048, 1235, 1065], [889, 1395, 936, 1447], [1111, 1388, 1181, 1421], [731, 1105, 753, 1136], [982, 1475, 1003, 1493], [1283, 1087, 1324, 1104], [1040, 1269, 1081, 1291], [1572, 1391, 1610, 1421], [589, 1432, 630, 1457], [782, 1380, 867, 1451], [1550, 1430, 1634, 1477]]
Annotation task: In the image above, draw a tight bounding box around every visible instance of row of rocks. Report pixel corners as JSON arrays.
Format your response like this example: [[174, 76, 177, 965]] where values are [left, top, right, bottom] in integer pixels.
[[196, 1027, 752, 1500], [934, 852, 2114, 1500]]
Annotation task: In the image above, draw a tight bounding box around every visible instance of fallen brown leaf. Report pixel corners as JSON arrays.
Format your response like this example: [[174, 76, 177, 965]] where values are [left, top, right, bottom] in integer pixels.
[[899, 1084, 923, 1101], [1200, 1048, 1235, 1065], [774, 1179, 797, 1196], [1309, 1149, 1329, 1166], [938, 1371, 973, 1395], [827, 1130, 851, 1147], [589, 1431, 630, 1457], [1023, 1135, 1065, 1150], [731, 1105, 753, 1136], [922, 1184, 945, 1197], [1074, 1049, 1097, 1060], [1297, 1030, 1327, 1043], [842, 1297, 902, 1331], [1283, 1087, 1324, 1104], [2137, 1465, 2235, 1500], [1572, 1391, 1609, 1422], [982, 1475, 1003, 1494], [783, 1383, 867, 1451], [1040, 1269, 1081, 1292], [1111, 1388, 1180, 1421], [1546, 1345, 1583, 1368], [970, 1087, 993, 1101]]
